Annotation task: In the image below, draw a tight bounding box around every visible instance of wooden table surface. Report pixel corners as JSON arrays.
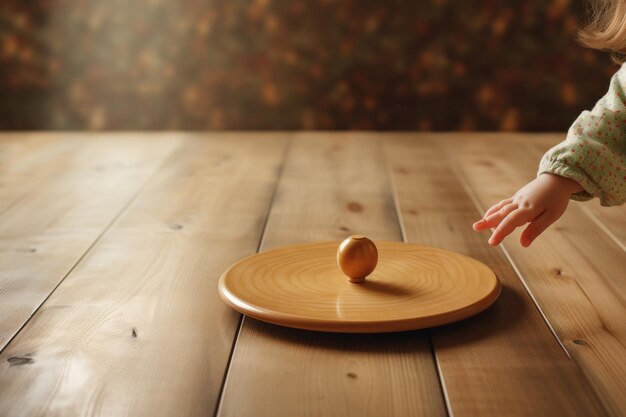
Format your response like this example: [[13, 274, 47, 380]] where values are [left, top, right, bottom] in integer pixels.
[[0, 132, 624, 417]]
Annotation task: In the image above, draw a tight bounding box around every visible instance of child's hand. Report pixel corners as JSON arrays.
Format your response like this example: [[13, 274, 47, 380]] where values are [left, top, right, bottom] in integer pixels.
[[473, 173, 583, 247]]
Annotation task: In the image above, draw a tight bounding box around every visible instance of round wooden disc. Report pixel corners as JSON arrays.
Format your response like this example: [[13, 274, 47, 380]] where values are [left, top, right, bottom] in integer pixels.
[[218, 241, 500, 333]]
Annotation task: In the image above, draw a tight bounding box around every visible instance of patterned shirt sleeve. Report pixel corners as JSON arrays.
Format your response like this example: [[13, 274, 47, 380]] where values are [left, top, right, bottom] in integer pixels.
[[538, 64, 626, 206]]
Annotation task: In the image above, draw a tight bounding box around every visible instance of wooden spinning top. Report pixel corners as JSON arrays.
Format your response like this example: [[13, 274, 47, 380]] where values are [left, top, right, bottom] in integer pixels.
[[337, 235, 378, 283], [219, 240, 501, 332]]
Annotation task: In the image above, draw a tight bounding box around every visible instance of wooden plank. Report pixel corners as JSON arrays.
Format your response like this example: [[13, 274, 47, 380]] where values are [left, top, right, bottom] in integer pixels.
[[218, 133, 447, 417], [385, 134, 607, 417], [0, 133, 182, 350], [529, 137, 626, 250], [445, 133, 625, 416], [0, 133, 288, 417]]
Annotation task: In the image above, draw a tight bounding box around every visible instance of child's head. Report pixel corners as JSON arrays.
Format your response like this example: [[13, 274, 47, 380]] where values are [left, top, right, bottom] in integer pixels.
[[580, 0, 626, 61]]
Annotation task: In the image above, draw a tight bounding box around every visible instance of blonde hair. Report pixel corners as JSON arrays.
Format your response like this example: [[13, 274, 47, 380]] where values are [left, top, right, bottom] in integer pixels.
[[579, 0, 626, 62]]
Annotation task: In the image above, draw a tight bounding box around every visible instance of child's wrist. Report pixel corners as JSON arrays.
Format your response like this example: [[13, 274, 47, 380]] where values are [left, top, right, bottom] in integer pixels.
[[540, 173, 584, 195]]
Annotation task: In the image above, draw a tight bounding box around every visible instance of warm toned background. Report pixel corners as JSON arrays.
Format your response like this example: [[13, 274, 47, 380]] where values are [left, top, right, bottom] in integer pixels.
[[0, 0, 619, 131]]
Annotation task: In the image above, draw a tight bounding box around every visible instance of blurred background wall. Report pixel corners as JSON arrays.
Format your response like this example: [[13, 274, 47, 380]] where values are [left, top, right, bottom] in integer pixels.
[[0, 0, 618, 131]]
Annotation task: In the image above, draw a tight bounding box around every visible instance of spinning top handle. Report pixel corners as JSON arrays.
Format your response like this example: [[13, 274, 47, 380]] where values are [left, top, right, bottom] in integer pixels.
[[336, 235, 378, 283]]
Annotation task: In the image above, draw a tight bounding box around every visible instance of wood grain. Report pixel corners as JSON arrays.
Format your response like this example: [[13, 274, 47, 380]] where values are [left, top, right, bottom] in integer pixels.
[[0, 133, 182, 350], [0, 134, 288, 417], [219, 241, 500, 332], [385, 134, 607, 417], [449, 133, 626, 416], [218, 133, 447, 417]]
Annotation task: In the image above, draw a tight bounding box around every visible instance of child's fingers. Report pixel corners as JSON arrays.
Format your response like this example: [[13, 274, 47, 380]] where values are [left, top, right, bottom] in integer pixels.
[[484, 197, 514, 217], [520, 211, 556, 247], [475, 202, 518, 230], [474, 198, 514, 231], [473, 218, 492, 231], [488, 209, 533, 246]]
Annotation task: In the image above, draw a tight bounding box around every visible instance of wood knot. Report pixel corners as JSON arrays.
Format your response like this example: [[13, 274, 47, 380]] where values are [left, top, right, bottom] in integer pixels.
[[346, 372, 357, 379], [346, 202, 364, 213], [573, 339, 588, 346], [169, 224, 183, 231], [17, 247, 37, 253], [339, 226, 350, 232], [132, 328, 138, 338], [7, 356, 34, 366]]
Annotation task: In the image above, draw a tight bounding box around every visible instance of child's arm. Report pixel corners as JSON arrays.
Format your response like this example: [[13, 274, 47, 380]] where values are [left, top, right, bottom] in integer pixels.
[[539, 65, 626, 207], [474, 65, 626, 247]]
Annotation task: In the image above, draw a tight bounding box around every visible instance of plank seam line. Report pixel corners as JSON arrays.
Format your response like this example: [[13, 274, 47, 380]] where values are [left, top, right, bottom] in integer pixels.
[[213, 135, 293, 417], [429, 330, 455, 417], [384, 138, 408, 244], [383, 137, 451, 417], [0, 139, 183, 355], [450, 162, 572, 360]]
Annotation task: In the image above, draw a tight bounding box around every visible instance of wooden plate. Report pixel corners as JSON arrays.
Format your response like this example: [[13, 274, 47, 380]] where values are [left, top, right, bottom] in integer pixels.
[[218, 241, 500, 333]]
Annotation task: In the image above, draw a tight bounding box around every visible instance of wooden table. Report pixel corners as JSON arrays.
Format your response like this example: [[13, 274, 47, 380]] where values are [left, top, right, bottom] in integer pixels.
[[0, 132, 624, 417]]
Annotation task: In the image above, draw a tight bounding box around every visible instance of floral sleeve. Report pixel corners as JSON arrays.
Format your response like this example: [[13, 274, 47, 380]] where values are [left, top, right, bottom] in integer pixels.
[[538, 65, 626, 206]]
